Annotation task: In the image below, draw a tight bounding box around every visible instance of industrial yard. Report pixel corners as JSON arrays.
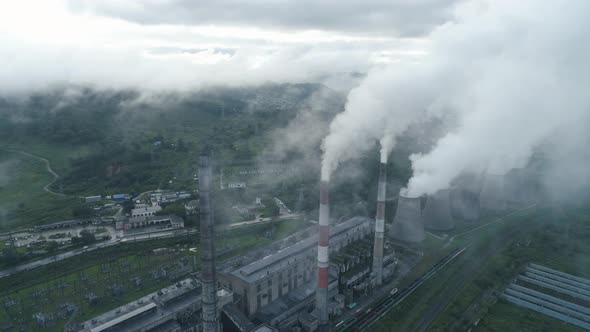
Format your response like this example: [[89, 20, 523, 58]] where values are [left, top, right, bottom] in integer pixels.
[[1, 141, 589, 332]]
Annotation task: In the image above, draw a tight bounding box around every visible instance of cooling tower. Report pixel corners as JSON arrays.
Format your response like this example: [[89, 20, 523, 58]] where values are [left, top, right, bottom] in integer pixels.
[[389, 191, 425, 243], [504, 168, 537, 208], [452, 172, 484, 195], [199, 154, 218, 332], [315, 180, 330, 325], [479, 172, 506, 211], [450, 172, 481, 221], [372, 161, 386, 286], [423, 189, 454, 231], [450, 188, 480, 221]]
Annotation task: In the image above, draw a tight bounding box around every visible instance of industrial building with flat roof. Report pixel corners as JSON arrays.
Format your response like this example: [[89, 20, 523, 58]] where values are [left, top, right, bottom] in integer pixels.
[[217, 217, 373, 319], [131, 205, 163, 219], [125, 214, 184, 230], [78, 278, 232, 332]]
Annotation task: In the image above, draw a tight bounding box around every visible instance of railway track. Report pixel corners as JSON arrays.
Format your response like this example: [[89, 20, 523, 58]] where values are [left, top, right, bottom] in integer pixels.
[[335, 205, 537, 332], [334, 247, 467, 332]]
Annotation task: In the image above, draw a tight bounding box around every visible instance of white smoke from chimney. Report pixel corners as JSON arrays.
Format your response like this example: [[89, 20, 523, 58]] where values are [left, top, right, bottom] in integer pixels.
[[321, 62, 447, 180], [379, 135, 393, 164], [322, 0, 590, 191], [405, 0, 590, 196]]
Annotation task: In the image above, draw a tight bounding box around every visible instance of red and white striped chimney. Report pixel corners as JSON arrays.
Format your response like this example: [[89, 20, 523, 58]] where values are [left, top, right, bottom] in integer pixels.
[[316, 180, 330, 324], [372, 159, 387, 286]]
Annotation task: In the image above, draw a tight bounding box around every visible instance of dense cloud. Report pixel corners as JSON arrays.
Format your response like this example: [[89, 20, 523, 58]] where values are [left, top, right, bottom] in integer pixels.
[[406, 0, 590, 196], [68, 0, 461, 37], [0, 0, 436, 94], [321, 0, 590, 200]]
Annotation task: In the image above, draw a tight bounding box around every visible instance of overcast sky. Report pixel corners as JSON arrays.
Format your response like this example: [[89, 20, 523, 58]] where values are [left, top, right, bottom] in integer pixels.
[[0, 0, 462, 93]]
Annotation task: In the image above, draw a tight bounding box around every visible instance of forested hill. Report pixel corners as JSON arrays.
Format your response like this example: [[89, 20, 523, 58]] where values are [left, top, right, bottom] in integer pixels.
[[0, 83, 344, 196]]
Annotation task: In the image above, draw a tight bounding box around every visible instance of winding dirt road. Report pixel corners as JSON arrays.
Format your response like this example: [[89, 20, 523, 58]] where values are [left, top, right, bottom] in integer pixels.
[[2, 148, 67, 197]]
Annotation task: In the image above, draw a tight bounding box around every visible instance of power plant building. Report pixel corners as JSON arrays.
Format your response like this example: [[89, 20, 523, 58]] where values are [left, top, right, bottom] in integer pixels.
[[217, 217, 373, 320]]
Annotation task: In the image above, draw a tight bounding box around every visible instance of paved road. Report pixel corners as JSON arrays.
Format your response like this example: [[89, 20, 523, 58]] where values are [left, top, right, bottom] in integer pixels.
[[0, 213, 303, 278], [225, 213, 302, 229], [0, 239, 114, 278]]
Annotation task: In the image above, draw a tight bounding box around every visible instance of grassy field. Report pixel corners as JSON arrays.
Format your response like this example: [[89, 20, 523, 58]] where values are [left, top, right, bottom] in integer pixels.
[[0, 149, 82, 231], [0, 141, 94, 176], [372, 205, 590, 332], [468, 207, 590, 332]]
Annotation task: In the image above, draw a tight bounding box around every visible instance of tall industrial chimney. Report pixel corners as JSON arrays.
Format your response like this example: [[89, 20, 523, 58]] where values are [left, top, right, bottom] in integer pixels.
[[389, 191, 425, 243], [199, 154, 218, 332], [372, 160, 387, 286], [315, 180, 330, 324], [480, 172, 506, 211], [423, 189, 454, 231]]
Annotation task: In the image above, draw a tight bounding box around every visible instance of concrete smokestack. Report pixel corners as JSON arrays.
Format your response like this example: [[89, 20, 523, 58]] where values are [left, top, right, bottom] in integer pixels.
[[480, 172, 506, 211], [315, 180, 330, 324], [199, 154, 218, 332], [423, 189, 454, 231], [372, 161, 387, 286], [389, 191, 425, 243]]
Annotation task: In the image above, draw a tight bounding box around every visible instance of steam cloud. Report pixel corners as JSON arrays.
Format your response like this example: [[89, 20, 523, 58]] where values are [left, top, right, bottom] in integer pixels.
[[321, 62, 448, 180], [322, 0, 590, 197]]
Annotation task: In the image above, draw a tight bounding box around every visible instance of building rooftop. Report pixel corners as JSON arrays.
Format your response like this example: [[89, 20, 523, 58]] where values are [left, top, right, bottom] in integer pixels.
[[89, 303, 157, 332], [222, 303, 256, 332], [81, 278, 200, 332], [128, 214, 183, 224], [131, 205, 162, 214], [252, 323, 276, 332], [230, 217, 370, 284]]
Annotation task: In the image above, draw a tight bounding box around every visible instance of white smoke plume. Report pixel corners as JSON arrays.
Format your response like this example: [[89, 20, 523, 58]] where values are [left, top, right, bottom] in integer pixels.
[[322, 0, 590, 196], [379, 135, 394, 164], [405, 0, 590, 196], [321, 62, 449, 180]]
